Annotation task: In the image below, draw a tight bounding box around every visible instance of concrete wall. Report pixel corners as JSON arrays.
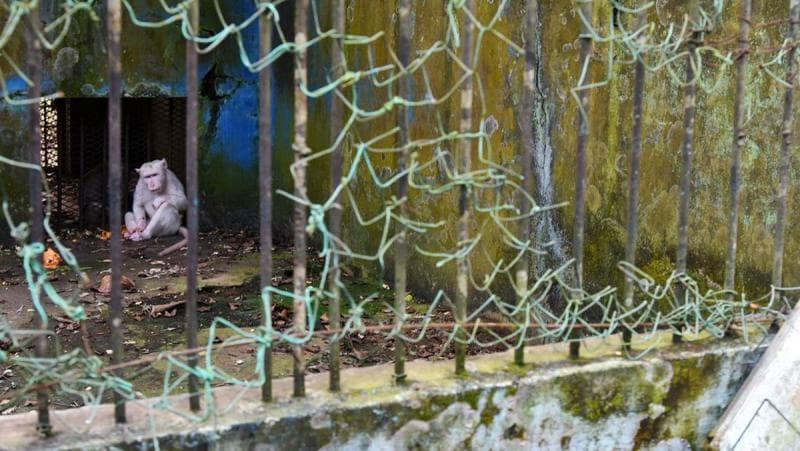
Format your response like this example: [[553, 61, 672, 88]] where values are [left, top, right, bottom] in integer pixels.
[[0, 335, 764, 450], [340, 0, 800, 300]]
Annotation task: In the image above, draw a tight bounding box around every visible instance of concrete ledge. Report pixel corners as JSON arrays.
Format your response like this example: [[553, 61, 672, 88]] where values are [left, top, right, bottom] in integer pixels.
[[0, 333, 763, 450]]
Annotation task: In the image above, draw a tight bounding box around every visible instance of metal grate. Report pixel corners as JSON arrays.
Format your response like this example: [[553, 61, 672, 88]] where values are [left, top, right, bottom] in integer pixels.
[[40, 97, 186, 230]]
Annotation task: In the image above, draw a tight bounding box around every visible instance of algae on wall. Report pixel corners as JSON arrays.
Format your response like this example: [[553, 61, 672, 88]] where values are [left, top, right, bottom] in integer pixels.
[[340, 0, 800, 302]]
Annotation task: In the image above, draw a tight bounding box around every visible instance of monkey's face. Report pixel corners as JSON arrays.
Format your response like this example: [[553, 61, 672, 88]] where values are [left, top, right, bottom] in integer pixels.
[[136, 159, 168, 193]]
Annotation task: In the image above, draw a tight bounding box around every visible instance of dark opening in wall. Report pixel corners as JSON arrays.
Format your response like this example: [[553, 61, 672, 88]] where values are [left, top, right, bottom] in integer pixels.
[[40, 97, 186, 230]]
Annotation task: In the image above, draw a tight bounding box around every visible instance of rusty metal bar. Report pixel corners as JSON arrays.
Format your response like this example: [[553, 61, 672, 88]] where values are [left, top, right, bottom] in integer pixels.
[[515, 0, 538, 366], [455, 0, 474, 376], [258, 6, 274, 403], [185, 0, 201, 412], [724, 0, 752, 294], [675, 27, 702, 344], [292, 0, 310, 398], [106, 0, 126, 423], [26, 5, 50, 436], [622, 11, 647, 351], [393, 0, 412, 385], [328, 0, 345, 392], [773, 0, 800, 289], [571, 0, 593, 359]]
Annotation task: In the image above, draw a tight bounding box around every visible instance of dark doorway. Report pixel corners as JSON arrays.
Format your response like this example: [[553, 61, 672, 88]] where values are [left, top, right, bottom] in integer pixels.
[[40, 97, 186, 229]]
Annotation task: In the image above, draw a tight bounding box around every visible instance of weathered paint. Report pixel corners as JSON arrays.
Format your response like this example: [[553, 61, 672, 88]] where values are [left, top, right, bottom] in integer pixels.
[[712, 302, 800, 449]]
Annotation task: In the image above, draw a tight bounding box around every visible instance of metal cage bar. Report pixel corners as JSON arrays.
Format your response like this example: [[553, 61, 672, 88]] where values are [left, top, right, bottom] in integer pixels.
[[259, 7, 274, 402], [393, 0, 413, 386], [107, 0, 126, 424], [571, 0, 593, 359], [26, 5, 50, 437], [455, 0, 475, 375], [328, 0, 345, 392], [292, 0, 310, 398], [185, 0, 201, 412]]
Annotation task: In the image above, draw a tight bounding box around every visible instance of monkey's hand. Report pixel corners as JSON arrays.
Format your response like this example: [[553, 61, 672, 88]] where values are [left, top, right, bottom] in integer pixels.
[[136, 218, 147, 232], [153, 197, 167, 209]]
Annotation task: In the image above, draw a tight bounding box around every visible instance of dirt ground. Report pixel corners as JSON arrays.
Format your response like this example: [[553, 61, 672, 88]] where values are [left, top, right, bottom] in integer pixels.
[[0, 228, 506, 415]]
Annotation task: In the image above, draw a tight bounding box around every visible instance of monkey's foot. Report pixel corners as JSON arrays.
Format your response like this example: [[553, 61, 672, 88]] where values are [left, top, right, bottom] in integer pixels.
[[128, 231, 144, 241]]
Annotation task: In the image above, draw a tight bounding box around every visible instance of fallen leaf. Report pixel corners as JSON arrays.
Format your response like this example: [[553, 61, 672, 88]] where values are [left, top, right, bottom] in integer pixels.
[[228, 302, 240, 311], [96, 274, 136, 294], [198, 306, 212, 312], [43, 248, 62, 270], [96, 275, 111, 294], [163, 309, 177, 317], [98, 230, 112, 241], [122, 276, 136, 291]]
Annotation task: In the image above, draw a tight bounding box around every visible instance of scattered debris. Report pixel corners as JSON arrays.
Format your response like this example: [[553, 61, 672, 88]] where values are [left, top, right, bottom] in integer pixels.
[[144, 299, 186, 318]]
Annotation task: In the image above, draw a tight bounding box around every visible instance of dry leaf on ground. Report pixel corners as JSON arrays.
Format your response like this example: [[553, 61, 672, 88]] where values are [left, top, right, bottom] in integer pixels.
[[96, 274, 136, 294], [43, 248, 62, 269]]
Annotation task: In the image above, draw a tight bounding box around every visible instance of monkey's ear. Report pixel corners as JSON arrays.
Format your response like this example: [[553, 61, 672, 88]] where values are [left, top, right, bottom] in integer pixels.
[[161, 159, 168, 169], [135, 168, 140, 174]]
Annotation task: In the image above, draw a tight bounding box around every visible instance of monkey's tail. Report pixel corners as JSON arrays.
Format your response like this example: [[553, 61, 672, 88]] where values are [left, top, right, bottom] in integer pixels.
[[158, 227, 188, 257]]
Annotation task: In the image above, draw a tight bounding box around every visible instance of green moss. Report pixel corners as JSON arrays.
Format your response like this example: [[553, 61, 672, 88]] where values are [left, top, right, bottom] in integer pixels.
[[668, 355, 722, 407], [634, 354, 724, 447], [555, 366, 660, 423]]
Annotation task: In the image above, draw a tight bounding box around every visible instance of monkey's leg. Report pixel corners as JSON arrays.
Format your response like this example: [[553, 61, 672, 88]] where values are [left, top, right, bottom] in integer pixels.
[[140, 204, 181, 239], [124, 212, 146, 240], [124, 212, 138, 231]]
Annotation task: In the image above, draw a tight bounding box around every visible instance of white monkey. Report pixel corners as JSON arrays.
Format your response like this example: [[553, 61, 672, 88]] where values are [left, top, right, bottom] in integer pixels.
[[124, 159, 188, 256]]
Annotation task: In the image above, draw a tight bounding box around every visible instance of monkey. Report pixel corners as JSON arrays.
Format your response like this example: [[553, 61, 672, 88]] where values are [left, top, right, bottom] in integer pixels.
[[123, 159, 188, 256]]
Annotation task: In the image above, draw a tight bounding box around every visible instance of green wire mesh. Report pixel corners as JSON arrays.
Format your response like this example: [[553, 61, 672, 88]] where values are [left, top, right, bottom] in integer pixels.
[[0, 0, 797, 436]]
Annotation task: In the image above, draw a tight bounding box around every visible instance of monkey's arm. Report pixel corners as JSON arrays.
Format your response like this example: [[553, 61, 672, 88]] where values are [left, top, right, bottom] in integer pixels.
[[133, 201, 147, 224], [166, 192, 188, 211], [166, 173, 188, 211]]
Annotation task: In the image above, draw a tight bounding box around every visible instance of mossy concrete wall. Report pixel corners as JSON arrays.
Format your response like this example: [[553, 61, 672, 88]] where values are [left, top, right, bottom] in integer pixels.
[[0, 335, 763, 450], [341, 0, 800, 300]]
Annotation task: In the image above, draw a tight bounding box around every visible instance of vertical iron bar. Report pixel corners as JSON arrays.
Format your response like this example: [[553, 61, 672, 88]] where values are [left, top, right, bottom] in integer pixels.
[[515, 0, 538, 366], [185, 0, 201, 412], [26, 5, 50, 436], [394, 0, 412, 385], [455, 0, 474, 376], [107, 0, 126, 424], [725, 0, 752, 293], [328, 0, 345, 392], [571, 0, 593, 359], [675, 28, 702, 344], [773, 0, 800, 289], [258, 7, 274, 403], [622, 11, 647, 352], [292, 0, 310, 398]]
